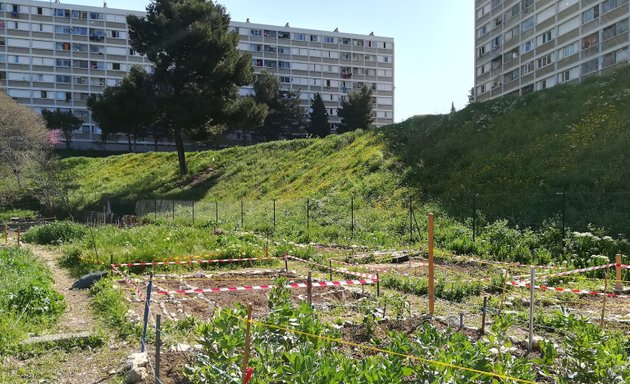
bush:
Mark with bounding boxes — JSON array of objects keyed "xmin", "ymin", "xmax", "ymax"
[
  {"xmin": 7, "ymin": 284, "xmax": 65, "ymax": 318},
  {"xmin": 23, "ymin": 221, "xmax": 87, "ymax": 245}
]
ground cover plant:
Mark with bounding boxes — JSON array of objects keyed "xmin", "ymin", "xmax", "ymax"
[{"xmin": 0, "ymin": 247, "xmax": 65, "ymax": 354}]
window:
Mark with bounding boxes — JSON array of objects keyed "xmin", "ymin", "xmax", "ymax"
[
  {"xmin": 602, "ymin": 0, "xmax": 622, "ymax": 13},
  {"xmin": 55, "ymin": 75, "xmax": 72, "ymax": 83},
  {"xmin": 277, "ymin": 46, "xmax": 289, "ymax": 54},
  {"xmin": 603, "ymin": 19, "xmax": 629, "ymax": 40},
  {"xmin": 71, "ymin": 27, "xmax": 87, "ymax": 35},
  {"xmin": 603, "ymin": 47, "xmax": 629, "ymax": 66},
  {"xmin": 478, "ymin": 45, "xmax": 486, "ymax": 57},
  {"xmin": 129, "ymin": 48, "xmax": 137, "ymax": 55},
  {"xmin": 341, "ymin": 38, "xmax": 351, "ymax": 45},
  {"xmin": 250, "ymin": 29, "xmax": 262, "ymax": 37},
  {"xmin": 40, "ymin": 90, "xmax": 47, "ymax": 98},
  {"xmin": 65, "ymin": 92, "xmax": 72, "ymax": 102},
  {"xmin": 280, "ymin": 76, "xmax": 291, "ymax": 83},
  {"xmin": 55, "ymin": 25, "xmax": 71, "ymax": 34},
  {"xmin": 581, "ymin": 32, "xmax": 599, "ymax": 49},
  {"xmin": 310, "ymin": 35, "xmax": 319, "ymax": 42},
  {"xmin": 558, "ymin": 16, "xmax": 579, "ymax": 36},
  {"xmin": 90, "ymin": 45, "xmax": 104, "ymax": 54},
  {"xmin": 263, "ymin": 30, "xmax": 276, "ymax": 37},
  {"xmin": 56, "ymin": 58, "xmax": 71, "ymax": 67},
  {"xmin": 504, "ymin": 26, "xmax": 518, "ymax": 42},
  {"xmin": 504, "ymin": 68, "xmax": 519, "ymax": 82},
  {"xmin": 89, "ymin": 12, "xmax": 103, "ymax": 20},
  {"xmin": 278, "ymin": 31, "xmax": 290, "ymax": 39},
  {"xmin": 521, "ymin": 0, "xmax": 534, "ymax": 10},
  {"xmin": 72, "ymin": 10, "xmax": 87, "ymax": 19},
  {"xmin": 252, "ymin": 59, "xmax": 263, "ymax": 67},
  {"xmin": 521, "ymin": 17, "xmax": 534, "ymax": 32},
  {"xmin": 293, "ymin": 33, "xmax": 305, "ymax": 41},
  {"xmin": 54, "ymin": 8, "xmax": 70, "ymax": 17},
  {"xmin": 537, "ymin": 54, "xmax": 552, "ymax": 68},
  {"xmin": 521, "ymin": 61, "xmax": 534, "ymax": 75},
  {"xmin": 504, "ymin": 3, "xmax": 520, "ymax": 20},
  {"xmin": 112, "ymin": 63, "xmax": 120, "ymax": 70},
  {"xmin": 278, "ymin": 61, "xmax": 290, "ymax": 69},
  {"xmin": 581, "ymin": 58, "xmax": 599, "ymax": 74},
  {"xmin": 111, "ymin": 30, "xmax": 120, "ymax": 38},
  {"xmin": 581, "ymin": 5, "xmax": 599, "ymax": 23},
  {"xmin": 540, "ymin": 30, "xmax": 552, "ymax": 44},
  {"xmin": 559, "ymin": 0, "xmax": 578, "ymax": 11},
  {"xmin": 522, "ymin": 39, "xmax": 535, "ymax": 53},
  {"xmin": 37, "ymin": 7, "xmax": 42, "ymax": 15},
  {"xmin": 558, "ymin": 42, "xmax": 578, "ymax": 60},
  {"xmin": 478, "ymin": 24, "xmax": 489, "ymax": 37},
  {"xmin": 324, "ymin": 36, "xmax": 335, "ymax": 44}
]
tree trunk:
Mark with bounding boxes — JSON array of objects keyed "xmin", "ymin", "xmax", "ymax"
[
  {"xmin": 64, "ymin": 130, "xmax": 72, "ymax": 149},
  {"xmin": 154, "ymin": 135, "xmax": 159, "ymax": 152},
  {"xmin": 127, "ymin": 134, "xmax": 132, "ymax": 152},
  {"xmin": 173, "ymin": 126, "xmax": 188, "ymax": 175}
]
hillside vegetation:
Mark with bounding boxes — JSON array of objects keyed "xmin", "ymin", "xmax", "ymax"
[{"xmin": 58, "ymin": 66, "xmax": 630, "ymax": 235}]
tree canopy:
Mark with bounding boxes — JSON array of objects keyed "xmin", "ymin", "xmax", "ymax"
[
  {"xmin": 253, "ymin": 71, "xmax": 305, "ymax": 141},
  {"xmin": 0, "ymin": 91, "xmax": 52, "ymax": 195},
  {"xmin": 337, "ymin": 85, "xmax": 374, "ymax": 133},
  {"xmin": 127, "ymin": 0, "xmax": 265, "ymax": 174},
  {"xmin": 307, "ymin": 93, "xmax": 330, "ymax": 138},
  {"xmin": 41, "ymin": 108, "xmax": 83, "ymax": 149},
  {"xmin": 87, "ymin": 65, "xmax": 155, "ymax": 152}
]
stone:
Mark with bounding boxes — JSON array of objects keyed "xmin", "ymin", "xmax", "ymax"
[
  {"xmin": 170, "ymin": 343, "xmax": 191, "ymax": 352},
  {"xmin": 125, "ymin": 367, "xmax": 148, "ymax": 384},
  {"xmin": 125, "ymin": 352, "xmax": 149, "ymax": 370}
]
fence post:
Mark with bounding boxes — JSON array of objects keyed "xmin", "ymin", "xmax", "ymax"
[
  {"xmin": 459, "ymin": 313, "xmax": 464, "ymax": 330},
  {"xmin": 17, "ymin": 226, "xmax": 20, "ymax": 247},
  {"xmin": 408, "ymin": 195, "xmax": 413, "ymax": 243},
  {"xmin": 272, "ymin": 199, "xmax": 276, "ymax": 230},
  {"xmin": 480, "ymin": 296, "xmax": 487, "ymax": 334},
  {"xmin": 241, "ymin": 200, "xmax": 244, "ymax": 228},
  {"xmin": 215, "ymin": 201, "xmax": 219, "ymax": 230},
  {"xmin": 141, "ymin": 272, "xmax": 154, "ymax": 352},
  {"xmin": 284, "ymin": 254, "xmax": 288, "ymax": 272},
  {"xmin": 428, "ymin": 213, "xmax": 435, "ymax": 315},
  {"xmin": 528, "ymin": 268, "xmax": 535, "ymax": 353},
  {"xmin": 172, "ymin": 200, "xmax": 175, "ymax": 222},
  {"xmin": 4, "ymin": 224, "xmax": 7, "ymax": 244},
  {"xmin": 192, "ymin": 201, "xmax": 195, "ymax": 225},
  {"xmin": 472, "ymin": 193, "xmax": 477, "ymax": 243},
  {"xmin": 242, "ymin": 303, "xmax": 253, "ymax": 384},
  {"xmin": 600, "ymin": 270, "xmax": 608, "ymax": 328},
  {"xmin": 307, "ymin": 272, "xmax": 312, "ymax": 306},
  {"xmin": 350, "ymin": 196, "xmax": 355, "ymax": 238},
  {"xmin": 615, "ymin": 254, "xmax": 623, "ymax": 293},
  {"xmin": 306, "ymin": 198, "xmax": 310, "ymax": 232},
  {"xmin": 154, "ymin": 199, "xmax": 157, "ymax": 220},
  {"xmin": 155, "ymin": 314, "xmax": 161, "ymax": 384},
  {"xmin": 329, "ymin": 260, "xmax": 332, "ymax": 281},
  {"xmin": 376, "ymin": 272, "xmax": 380, "ymax": 297}
]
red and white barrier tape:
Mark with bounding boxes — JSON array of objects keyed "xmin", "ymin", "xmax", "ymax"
[
  {"xmin": 286, "ymin": 255, "xmax": 378, "ymax": 280},
  {"xmin": 111, "ymin": 256, "xmax": 277, "ymax": 268},
  {"xmin": 156, "ymin": 278, "xmax": 375, "ymax": 295},
  {"xmin": 515, "ymin": 263, "xmax": 617, "ymax": 281},
  {"xmin": 507, "ymin": 280, "xmax": 630, "ymax": 299}
]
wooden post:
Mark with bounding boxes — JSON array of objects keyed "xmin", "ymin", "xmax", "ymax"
[
  {"xmin": 242, "ymin": 303, "xmax": 253, "ymax": 384},
  {"xmin": 307, "ymin": 272, "xmax": 312, "ymax": 306},
  {"xmin": 241, "ymin": 200, "xmax": 244, "ymax": 228},
  {"xmin": 408, "ymin": 196, "xmax": 413, "ymax": 243},
  {"xmin": 428, "ymin": 213, "xmax": 435, "ymax": 315},
  {"xmin": 329, "ymin": 260, "xmax": 332, "ymax": 281},
  {"xmin": 154, "ymin": 200, "xmax": 157, "ymax": 220},
  {"xmin": 17, "ymin": 226, "xmax": 20, "ymax": 247},
  {"xmin": 600, "ymin": 269, "xmax": 608, "ymax": 328},
  {"xmin": 272, "ymin": 199, "xmax": 276, "ymax": 230},
  {"xmin": 528, "ymin": 268, "xmax": 535, "ymax": 354},
  {"xmin": 191, "ymin": 201, "xmax": 195, "ymax": 225},
  {"xmin": 215, "ymin": 201, "xmax": 219, "ymax": 230},
  {"xmin": 4, "ymin": 224, "xmax": 7, "ymax": 244},
  {"xmin": 459, "ymin": 313, "xmax": 464, "ymax": 330},
  {"xmin": 306, "ymin": 198, "xmax": 310, "ymax": 232},
  {"xmin": 472, "ymin": 193, "xmax": 476, "ymax": 243},
  {"xmin": 350, "ymin": 196, "xmax": 354, "ymax": 238},
  {"xmin": 155, "ymin": 314, "xmax": 161, "ymax": 384},
  {"xmin": 615, "ymin": 254, "xmax": 623, "ymax": 293},
  {"xmin": 376, "ymin": 272, "xmax": 380, "ymax": 297},
  {"xmin": 172, "ymin": 200, "xmax": 175, "ymax": 221},
  {"xmin": 284, "ymin": 255, "xmax": 288, "ymax": 272},
  {"xmin": 499, "ymin": 269, "xmax": 508, "ymax": 311},
  {"xmin": 481, "ymin": 296, "xmax": 488, "ymax": 334}
]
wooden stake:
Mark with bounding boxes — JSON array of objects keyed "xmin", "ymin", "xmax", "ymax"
[
  {"xmin": 329, "ymin": 260, "xmax": 332, "ymax": 281},
  {"xmin": 4, "ymin": 224, "xmax": 7, "ymax": 244},
  {"xmin": 307, "ymin": 272, "xmax": 312, "ymax": 306},
  {"xmin": 242, "ymin": 303, "xmax": 253, "ymax": 384},
  {"xmin": 528, "ymin": 268, "xmax": 535, "ymax": 354},
  {"xmin": 481, "ymin": 296, "xmax": 488, "ymax": 335},
  {"xmin": 600, "ymin": 269, "xmax": 608, "ymax": 328},
  {"xmin": 499, "ymin": 269, "xmax": 508, "ymax": 311},
  {"xmin": 17, "ymin": 226, "xmax": 20, "ymax": 247},
  {"xmin": 615, "ymin": 254, "xmax": 623, "ymax": 293},
  {"xmin": 284, "ymin": 255, "xmax": 288, "ymax": 272},
  {"xmin": 428, "ymin": 213, "xmax": 435, "ymax": 315},
  {"xmin": 376, "ymin": 272, "xmax": 380, "ymax": 297}
]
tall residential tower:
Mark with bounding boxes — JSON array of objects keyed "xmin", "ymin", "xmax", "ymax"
[
  {"xmin": 475, "ymin": 0, "xmax": 629, "ymax": 101},
  {"xmin": 0, "ymin": 0, "xmax": 394, "ymax": 147}
]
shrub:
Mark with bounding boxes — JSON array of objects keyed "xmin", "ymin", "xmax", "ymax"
[
  {"xmin": 22, "ymin": 221, "xmax": 87, "ymax": 245},
  {"xmin": 7, "ymin": 284, "xmax": 65, "ymax": 318}
]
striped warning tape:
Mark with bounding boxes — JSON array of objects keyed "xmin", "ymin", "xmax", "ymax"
[
  {"xmin": 111, "ymin": 256, "xmax": 278, "ymax": 268},
  {"xmin": 156, "ymin": 279, "xmax": 375, "ymax": 295},
  {"xmin": 446, "ymin": 253, "xmax": 564, "ymax": 270},
  {"xmin": 507, "ymin": 280, "xmax": 630, "ymax": 299},
  {"xmin": 515, "ymin": 263, "xmax": 617, "ymax": 281},
  {"xmin": 286, "ymin": 255, "xmax": 378, "ymax": 280}
]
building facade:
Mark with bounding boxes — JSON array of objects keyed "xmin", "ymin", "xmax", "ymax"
[
  {"xmin": 475, "ymin": 0, "xmax": 630, "ymax": 101},
  {"xmin": 0, "ymin": 0, "xmax": 394, "ymax": 147}
]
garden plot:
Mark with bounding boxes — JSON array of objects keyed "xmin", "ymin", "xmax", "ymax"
[{"xmin": 118, "ymin": 266, "xmax": 372, "ymax": 322}]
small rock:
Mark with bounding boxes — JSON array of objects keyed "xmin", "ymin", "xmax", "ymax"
[
  {"xmin": 125, "ymin": 367, "xmax": 148, "ymax": 384},
  {"xmin": 125, "ymin": 352, "xmax": 148, "ymax": 370},
  {"xmin": 170, "ymin": 343, "xmax": 191, "ymax": 352}
]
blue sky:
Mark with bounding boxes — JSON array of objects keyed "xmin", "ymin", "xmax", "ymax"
[{"xmin": 70, "ymin": 0, "xmax": 474, "ymax": 122}]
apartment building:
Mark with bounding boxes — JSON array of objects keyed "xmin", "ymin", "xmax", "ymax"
[
  {"xmin": 474, "ymin": 0, "xmax": 630, "ymax": 101},
  {"xmin": 0, "ymin": 0, "xmax": 394, "ymax": 147}
]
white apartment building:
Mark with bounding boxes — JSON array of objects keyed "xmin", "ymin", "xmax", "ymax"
[
  {"xmin": 475, "ymin": 0, "xmax": 630, "ymax": 101},
  {"xmin": 0, "ymin": 0, "xmax": 394, "ymax": 147}
]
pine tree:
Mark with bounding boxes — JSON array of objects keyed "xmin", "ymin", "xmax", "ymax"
[
  {"xmin": 307, "ymin": 93, "xmax": 330, "ymax": 138},
  {"xmin": 337, "ymin": 85, "xmax": 374, "ymax": 133}
]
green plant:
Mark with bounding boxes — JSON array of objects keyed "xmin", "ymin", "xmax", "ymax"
[{"xmin": 22, "ymin": 221, "xmax": 87, "ymax": 245}]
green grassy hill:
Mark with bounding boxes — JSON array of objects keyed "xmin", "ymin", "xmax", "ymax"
[{"xmin": 57, "ymin": 66, "xmax": 630, "ymax": 235}]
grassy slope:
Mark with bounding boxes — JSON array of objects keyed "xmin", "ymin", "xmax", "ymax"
[
  {"xmin": 63, "ymin": 131, "xmax": 404, "ymax": 213},
  {"xmin": 61, "ymin": 66, "xmax": 630, "ymax": 234}
]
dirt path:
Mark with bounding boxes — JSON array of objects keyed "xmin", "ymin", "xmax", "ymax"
[
  {"xmin": 29, "ymin": 245, "xmax": 97, "ymax": 334},
  {"xmin": 10, "ymin": 245, "xmax": 134, "ymax": 384}
]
